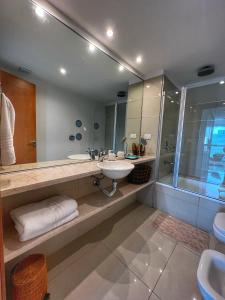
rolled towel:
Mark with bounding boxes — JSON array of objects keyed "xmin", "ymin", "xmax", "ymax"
[{"xmin": 10, "ymin": 195, "xmax": 79, "ymax": 241}]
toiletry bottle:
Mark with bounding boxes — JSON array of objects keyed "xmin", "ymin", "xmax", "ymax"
[{"xmin": 108, "ymin": 150, "xmax": 116, "ymax": 161}]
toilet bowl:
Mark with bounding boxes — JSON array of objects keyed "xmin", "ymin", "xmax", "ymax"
[
  {"xmin": 197, "ymin": 249, "xmax": 225, "ymax": 300},
  {"xmin": 213, "ymin": 212, "xmax": 225, "ymax": 243}
]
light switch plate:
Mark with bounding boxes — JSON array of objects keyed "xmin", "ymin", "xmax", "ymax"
[{"xmin": 130, "ymin": 133, "xmax": 137, "ymax": 139}]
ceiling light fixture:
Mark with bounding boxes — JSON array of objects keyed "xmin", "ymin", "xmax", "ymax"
[
  {"xmin": 88, "ymin": 43, "xmax": 96, "ymax": 53},
  {"xmin": 106, "ymin": 28, "xmax": 114, "ymax": 38},
  {"xmin": 118, "ymin": 65, "xmax": 124, "ymax": 72},
  {"xmin": 136, "ymin": 55, "xmax": 142, "ymax": 64},
  {"xmin": 220, "ymin": 80, "xmax": 225, "ymax": 85},
  {"xmin": 59, "ymin": 67, "xmax": 67, "ymax": 75},
  {"xmin": 146, "ymin": 85, "xmax": 150, "ymax": 88},
  {"xmin": 35, "ymin": 6, "xmax": 45, "ymax": 18},
  {"xmin": 175, "ymin": 91, "xmax": 179, "ymax": 94}
]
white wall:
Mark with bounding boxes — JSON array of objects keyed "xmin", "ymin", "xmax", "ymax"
[{"xmin": 36, "ymin": 81, "xmax": 105, "ymax": 161}]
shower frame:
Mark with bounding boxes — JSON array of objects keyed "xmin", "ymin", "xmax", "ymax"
[{"xmin": 156, "ymin": 75, "xmax": 225, "ymax": 196}]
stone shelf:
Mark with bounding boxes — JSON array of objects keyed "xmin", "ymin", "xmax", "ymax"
[{"xmin": 4, "ymin": 180, "xmax": 155, "ymax": 263}]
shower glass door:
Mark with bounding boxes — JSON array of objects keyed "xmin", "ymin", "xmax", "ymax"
[
  {"xmin": 177, "ymin": 81, "xmax": 225, "ymax": 200},
  {"xmin": 158, "ymin": 76, "xmax": 180, "ymax": 184}
]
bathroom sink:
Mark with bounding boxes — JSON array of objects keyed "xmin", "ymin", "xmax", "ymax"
[
  {"xmin": 97, "ymin": 161, "xmax": 134, "ymax": 179},
  {"xmin": 68, "ymin": 154, "xmax": 91, "ymax": 160}
]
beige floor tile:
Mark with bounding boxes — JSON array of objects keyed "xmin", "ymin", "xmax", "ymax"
[
  {"xmin": 112, "ymin": 228, "xmax": 176, "ymax": 290},
  {"xmin": 49, "ymin": 243, "xmax": 151, "ymax": 300},
  {"xmin": 47, "ymin": 229, "xmax": 100, "ymax": 281},
  {"xmin": 154, "ymin": 244, "xmax": 203, "ymax": 300},
  {"xmin": 91, "ymin": 203, "xmax": 156, "ymax": 251},
  {"xmin": 149, "ymin": 293, "xmax": 161, "ymax": 300}
]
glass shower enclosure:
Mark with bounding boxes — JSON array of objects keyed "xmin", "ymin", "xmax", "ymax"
[{"xmin": 158, "ymin": 79, "xmax": 225, "ymax": 201}]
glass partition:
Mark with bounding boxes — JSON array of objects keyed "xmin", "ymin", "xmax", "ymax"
[
  {"xmin": 158, "ymin": 76, "xmax": 180, "ymax": 184},
  {"xmin": 178, "ymin": 82, "xmax": 225, "ymax": 200}
]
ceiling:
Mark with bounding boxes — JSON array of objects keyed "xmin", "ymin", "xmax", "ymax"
[
  {"xmin": 47, "ymin": 0, "xmax": 225, "ymax": 86},
  {"xmin": 0, "ymin": 0, "xmax": 140, "ymax": 103}
]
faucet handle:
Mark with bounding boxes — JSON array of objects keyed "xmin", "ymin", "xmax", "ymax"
[{"xmin": 98, "ymin": 149, "xmax": 106, "ymax": 161}]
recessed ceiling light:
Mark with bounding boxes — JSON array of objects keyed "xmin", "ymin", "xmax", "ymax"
[
  {"xmin": 35, "ymin": 6, "xmax": 45, "ymax": 18},
  {"xmin": 88, "ymin": 43, "xmax": 96, "ymax": 53},
  {"xmin": 220, "ymin": 80, "xmax": 225, "ymax": 85},
  {"xmin": 170, "ymin": 100, "xmax": 175, "ymax": 103},
  {"xmin": 106, "ymin": 28, "xmax": 114, "ymax": 38},
  {"xmin": 175, "ymin": 91, "xmax": 179, "ymax": 94},
  {"xmin": 118, "ymin": 65, "xmax": 124, "ymax": 72},
  {"xmin": 146, "ymin": 85, "xmax": 150, "ymax": 88},
  {"xmin": 136, "ymin": 55, "xmax": 142, "ymax": 64},
  {"xmin": 59, "ymin": 67, "xmax": 67, "ymax": 75}
]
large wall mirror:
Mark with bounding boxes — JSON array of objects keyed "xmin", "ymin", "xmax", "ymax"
[{"xmin": 0, "ymin": 0, "xmax": 143, "ymax": 173}]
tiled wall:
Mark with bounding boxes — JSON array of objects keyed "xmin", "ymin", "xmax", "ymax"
[
  {"xmin": 125, "ymin": 81, "xmax": 143, "ymax": 151},
  {"xmin": 154, "ymin": 182, "xmax": 225, "ymax": 232},
  {"xmin": 141, "ymin": 76, "xmax": 163, "ymax": 155}
]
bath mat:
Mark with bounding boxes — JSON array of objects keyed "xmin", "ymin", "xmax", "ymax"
[{"xmin": 152, "ymin": 213, "xmax": 209, "ymax": 253}]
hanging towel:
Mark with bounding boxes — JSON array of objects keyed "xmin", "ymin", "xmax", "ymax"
[
  {"xmin": 0, "ymin": 93, "xmax": 16, "ymax": 165},
  {"xmin": 10, "ymin": 195, "xmax": 79, "ymax": 241}
]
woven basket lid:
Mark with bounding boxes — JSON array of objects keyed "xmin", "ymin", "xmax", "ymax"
[{"xmin": 12, "ymin": 254, "xmax": 46, "ymax": 286}]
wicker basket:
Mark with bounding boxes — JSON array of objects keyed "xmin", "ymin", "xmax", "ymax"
[
  {"xmin": 128, "ymin": 164, "xmax": 151, "ymax": 184},
  {"xmin": 12, "ymin": 254, "xmax": 48, "ymax": 300}
]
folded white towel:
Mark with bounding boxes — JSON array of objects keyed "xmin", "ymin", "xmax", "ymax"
[
  {"xmin": 10, "ymin": 195, "xmax": 79, "ymax": 241},
  {"xmin": 15, "ymin": 210, "xmax": 79, "ymax": 241},
  {"xmin": 0, "ymin": 93, "xmax": 16, "ymax": 165}
]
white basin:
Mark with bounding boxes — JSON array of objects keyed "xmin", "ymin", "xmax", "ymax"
[
  {"xmin": 197, "ymin": 249, "xmax": 225, "ymax": 300},
  {"xmin": 68, "ymin": 154, "xmax": 91, "ymax": 160},
  {"xmin": 97, "ymin": 160, "xmax": 134, "ymax": 179},
  {"xmin": 213, "ymin": 212, "xmax": 225, "ymax": 243}
]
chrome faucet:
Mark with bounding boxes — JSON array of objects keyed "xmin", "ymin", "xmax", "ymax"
[{"xmin": 87, "ymin": 148, "xmax": 96, "ymax": 160}]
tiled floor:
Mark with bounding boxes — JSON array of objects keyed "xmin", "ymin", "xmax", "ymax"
[
  {"xmin": 48, "ymin": 202, "xmax": 206, "ymax": 300},
  {"xmin": 152, "ymin": 213, "xmax": 209, "ymax": 252}
]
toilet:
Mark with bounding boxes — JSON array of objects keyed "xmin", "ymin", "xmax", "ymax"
[
  {"xmin": 197, "ymin": 249, "xmax": 225, "ymax": 300},
  {"xmin": 197, "ymin": 213, "xmax": 225, "ymax": 300},
  {"xmin": 213, "ymin": 212, "xmax": 225, "ymax": 243}
]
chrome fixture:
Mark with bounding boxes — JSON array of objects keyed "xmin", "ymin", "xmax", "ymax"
[
  {"xmin": 92, "ymin": 175, "xmax": 118, "ymax": 198},
  {"xmin": 87, "ymin": 148, "xmax": 96, "ymax": 160},
  {"xmin": 98, "ymin": 150, "xmax": 106, "ymax": 162}
]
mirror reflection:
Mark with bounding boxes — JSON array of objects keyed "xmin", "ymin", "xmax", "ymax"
[{"xmin": 0, "ymin": 0, "xmax": 143, "ymax": 173}]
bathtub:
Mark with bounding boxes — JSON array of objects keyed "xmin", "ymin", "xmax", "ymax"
[
  {"xmin": 155, "ymin": 175, "xmax": 225, "ymax": 232},
  {"xmin": 159, "ymin": 174, "xmax": 224, "ymax": 201}
]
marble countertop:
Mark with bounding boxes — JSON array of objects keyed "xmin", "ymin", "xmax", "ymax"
[{"xmin": 0, "ymin": 156, "xmax": 155, "ymax": 198}]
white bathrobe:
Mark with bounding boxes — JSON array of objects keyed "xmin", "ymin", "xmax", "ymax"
[{"xmin": 0, "ymin": 93, "xmax": 16, "ymax": 165}]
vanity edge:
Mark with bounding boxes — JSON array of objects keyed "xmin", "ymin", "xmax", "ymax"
[{"xmin": 0, "ymin": 156, "xmax": 155, "ymax": 198}]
